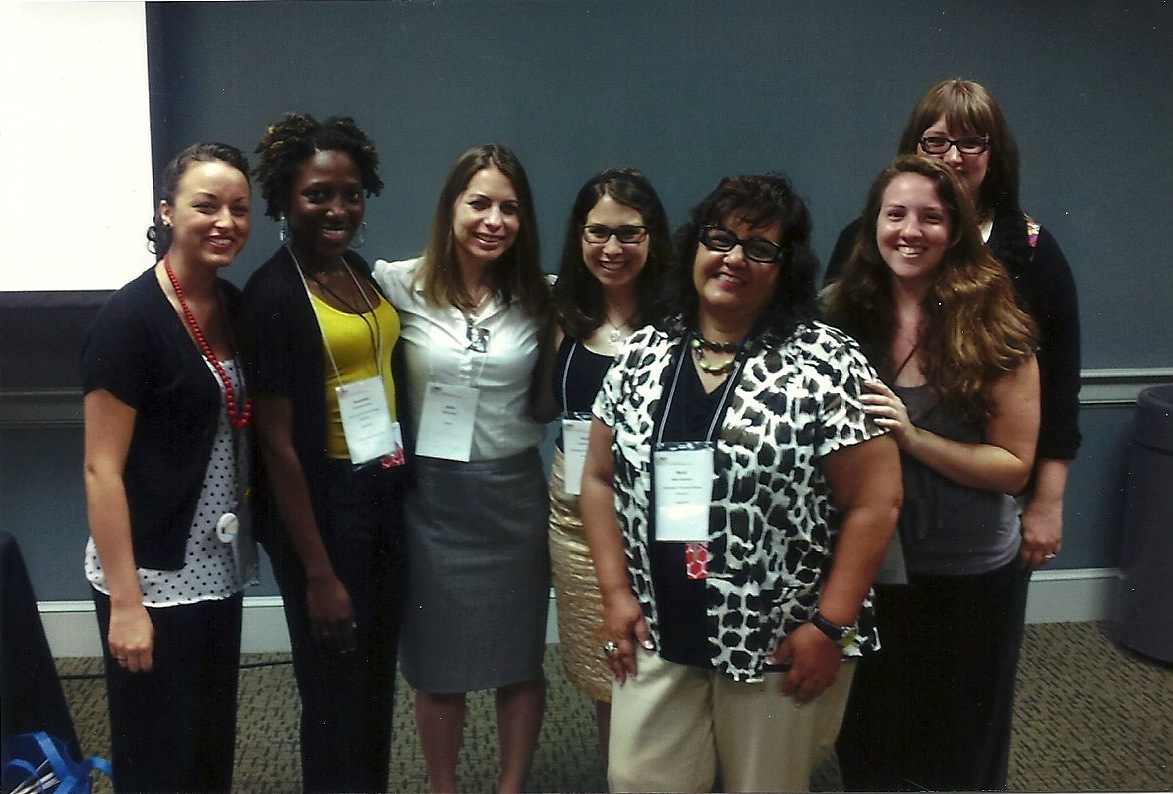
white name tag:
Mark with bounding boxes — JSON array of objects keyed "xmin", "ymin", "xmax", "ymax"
[
  {"xmin": 336, "ymin": 375, "xmax": 403, "ymax": 466},
  {"xmin": 653, "ymin": 443, "xmax": 714, "ymax": 542},
  {"xmin": 560, "ymin": 415, "xmax": 592, "ymax": 496},
  {"xmin": 416, "ymin": 382, "xmax": 480, "ymax": 461}
]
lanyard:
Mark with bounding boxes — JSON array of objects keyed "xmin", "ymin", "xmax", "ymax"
[
  {"xmin": 560, "ymin": 340, "xmax": 582, "ymax": 417},
  {"xmin": 289, "ymin": 247, "xmax": 385, "ymax": 388}
]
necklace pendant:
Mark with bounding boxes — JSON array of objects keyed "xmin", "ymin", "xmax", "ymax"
[{"xmin": 609, "ymin": 327, "xmax": 623, "ymax": 345}]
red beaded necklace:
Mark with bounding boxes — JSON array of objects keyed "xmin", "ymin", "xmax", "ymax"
[{"xmin": 164, "ymin": 254, "xmax": 252, "ymax": 429}]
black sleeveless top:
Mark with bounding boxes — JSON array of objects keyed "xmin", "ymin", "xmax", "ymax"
[{"xmin": 552, "ymin": 335, "xmax": 614, "ymax": 449}]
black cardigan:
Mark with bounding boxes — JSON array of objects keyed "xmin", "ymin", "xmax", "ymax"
[
  {"xmin": 241, "ymin": 246, "xmax": 409, "ymax": 547},
  {"xmin": 81, "ymin": 268, "xmax": 244, "ymax": 570}
]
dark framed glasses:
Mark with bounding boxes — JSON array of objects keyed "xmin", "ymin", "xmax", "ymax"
[
  {"xmin": 698, "ymin": 225, "xmax": 786, "ymax": 264},
  {"xmin": 919, "ymin": 135, "xmax": 990, "ymax": 156},
  {"xmin": 582, "ymin": 224, "xmax": 649, "ymax": 245}
]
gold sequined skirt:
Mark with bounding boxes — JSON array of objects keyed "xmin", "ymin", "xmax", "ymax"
[{"xmin": 548, "ymin": 447, "xmax": 612, "ymax": 702}]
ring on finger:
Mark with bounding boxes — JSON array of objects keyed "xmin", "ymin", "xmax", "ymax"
[{"xmin": 602, "ymin": 640, "xmax": 619, "ymax": 657}]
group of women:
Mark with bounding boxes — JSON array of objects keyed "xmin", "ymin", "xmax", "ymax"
[{"xmin": 82, "ymin": 77, "xmax": 1080, "ymax": 793}]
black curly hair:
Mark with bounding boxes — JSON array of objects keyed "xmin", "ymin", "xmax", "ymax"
[
  {"xmin": 253, "ymin": 113, "xmax": 383, "ymax": 221},
  {"xmin": 662, "ymin": 172, "xmax": 819, "ymax": 340}
]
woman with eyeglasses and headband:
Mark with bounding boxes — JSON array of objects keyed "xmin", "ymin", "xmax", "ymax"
[
  {"xmin": 373, "ymin": 144, "xmax": 552, "ymax": 794},
  {"xmin": 545, "ymin": 168, "xmax": 671, "ymax": 760},
  {"xmin": 580, "ymin": 173, "xmax": 901, "ymax": 792},
  {"xmin": 825, "ymin": 79, "xmax": 1081, "ymax": 578},
  {"xmin": 825, "ymin": 156, "xmax": 1041, "ymax": 792}
]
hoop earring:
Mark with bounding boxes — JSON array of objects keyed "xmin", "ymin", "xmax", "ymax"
[
  {"xmin": 278, "ymin": 214, "xmax": 287, "ymax": 243},
  {"xmin": 350, "ymin": 220, "xmax": 367, "ymax": 250}
]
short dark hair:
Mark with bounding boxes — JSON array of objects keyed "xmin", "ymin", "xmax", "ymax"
[
  {"xmin": 551, "ymin": 168, "xmax": 672, "ymax": 340},
  {"xmin": 663, "ymin": 172, "xmax": 818, "ymax": 338},
  {"xmin": 253, "ymin": 113, "xmax": 383, "ymax": 221},
  {"xmin": 147, "ymin": 142, "xmax": 250, "ymax": 258}
]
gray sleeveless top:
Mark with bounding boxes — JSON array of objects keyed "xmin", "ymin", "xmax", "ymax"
[{"xmin": 894, "ymin": 384, "xmax": 1021, "ymax": 576}]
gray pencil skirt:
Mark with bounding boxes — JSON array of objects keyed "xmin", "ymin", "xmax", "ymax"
[{"xmin": 398, "ymin": 448, "xmax": 551, "ymax": 693}]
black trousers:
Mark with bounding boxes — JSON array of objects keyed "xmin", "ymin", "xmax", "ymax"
[
  {"xmin": 93, "ymin": 589, "xmax": 243, "ymax": 794},
  {"xmin": 836, "ymin": 559, "xmax": 1031, "ymax": 792},
  {"xmin": 265, "ymin": 459, "xmax": 407, "ymax": 793}
]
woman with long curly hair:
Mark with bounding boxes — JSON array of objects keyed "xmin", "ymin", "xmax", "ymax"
[
  {"xmin": 826, "ymin": 78, "xmax": 1080, "ymax": 574},
  {"xmin": 825, "ymin": 155, "xmax": 1040, "ymax": 791}
]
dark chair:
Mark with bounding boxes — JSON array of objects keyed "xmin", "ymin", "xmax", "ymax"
[{"xmin": 0, "ymin": 531, "xmax": 81, "ymax": 759}]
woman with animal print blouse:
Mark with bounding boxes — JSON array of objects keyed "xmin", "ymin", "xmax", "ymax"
[{"xmin": 580, "ymin": 172, "xmax": 902, "ymax": 793}]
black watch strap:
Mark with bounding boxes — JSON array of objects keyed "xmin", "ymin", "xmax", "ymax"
[{"xmin": 811, "ymin": 611, "xmax": 856, "ymax": 648}]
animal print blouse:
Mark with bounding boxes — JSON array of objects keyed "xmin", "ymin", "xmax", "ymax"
[{"xmin": 593, "ymin": 320, "xmax": 886, "ymax": 681}]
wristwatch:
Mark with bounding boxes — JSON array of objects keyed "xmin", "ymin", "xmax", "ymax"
[{"xmin": 811, "ymin": 611, "xmax": 857, "ymax": 650}]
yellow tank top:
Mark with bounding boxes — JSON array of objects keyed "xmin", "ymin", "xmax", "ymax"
[{"xmin": 308, "ymin": 291, "xmax": 401, "ymax": 459}]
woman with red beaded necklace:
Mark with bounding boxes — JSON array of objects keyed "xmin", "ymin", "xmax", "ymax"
[{"xmin": 81, "ymin": 142, "xmax": 254, "ymax": 794}]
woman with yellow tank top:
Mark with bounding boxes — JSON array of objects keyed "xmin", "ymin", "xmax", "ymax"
[{"xmin": 243, "ymin": 114, "xmax": 407, "ymax": 794}]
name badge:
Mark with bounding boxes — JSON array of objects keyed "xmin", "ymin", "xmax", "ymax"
[
  {"xmin": 560, "ymin": 413, "xmax": 592, "ymax": 496},
  {"xmin": 653, "ymin": 441, "xmax": 714, "ymax": 542},
  {"xmin": 417, "ymin": 382, "xmax": 480, "ymax": 461},
  {"xmin": 337, "ymin": 375, "xmax": 404, "ymax": 466}
]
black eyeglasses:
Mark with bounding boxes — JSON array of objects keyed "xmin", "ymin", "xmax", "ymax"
[
  {"xmin": 698, "ymin": 225, "xmax": 786, "ymax": 264},
  {"xmin": 919, "ymin": 135, "xmax": 990, "ymax": 156},
  {"xmin": 581, "ymin": 224, "xmax": 649, "ymax": 245}
]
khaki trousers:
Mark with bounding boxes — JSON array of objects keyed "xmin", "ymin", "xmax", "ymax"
[{"xmin": 608, "ymin": 647, "xmax": 856, "ymax": 793}]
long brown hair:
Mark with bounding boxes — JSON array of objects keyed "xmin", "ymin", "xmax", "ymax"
[
  {"xmin": 826, "ymin": 156, "xmax": 1036, "ymax": 421},
  {"xmin": 418, "ymin": 144, "xmax": 547, "ymax": 318}
]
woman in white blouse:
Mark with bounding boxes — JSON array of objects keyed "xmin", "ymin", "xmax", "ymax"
[{"xmin": 374, "ymin": 144, "xmax": 552, "ymax": 794}]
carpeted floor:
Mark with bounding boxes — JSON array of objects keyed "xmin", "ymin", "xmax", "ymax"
[{"xmin": 55, "ymin": 621, "xmax": 1172, "ymax": 793}]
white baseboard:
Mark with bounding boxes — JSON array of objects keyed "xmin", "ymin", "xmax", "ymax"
[
  {"xmin": 41, "ymin": 568, "xmax": 1122, "ymax": 658},
  {"xmin": 1024, "ymin": 567, "xmax": 1120, "ymax": 624},
  {"xmin": 39, "ymin": 596, "xmax": 294, "ymax": 658}
]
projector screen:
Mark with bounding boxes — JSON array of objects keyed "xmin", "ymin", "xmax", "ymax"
[{"xmin": 0, "ymin": 2, "xmax": 153, "ymax": 292}]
